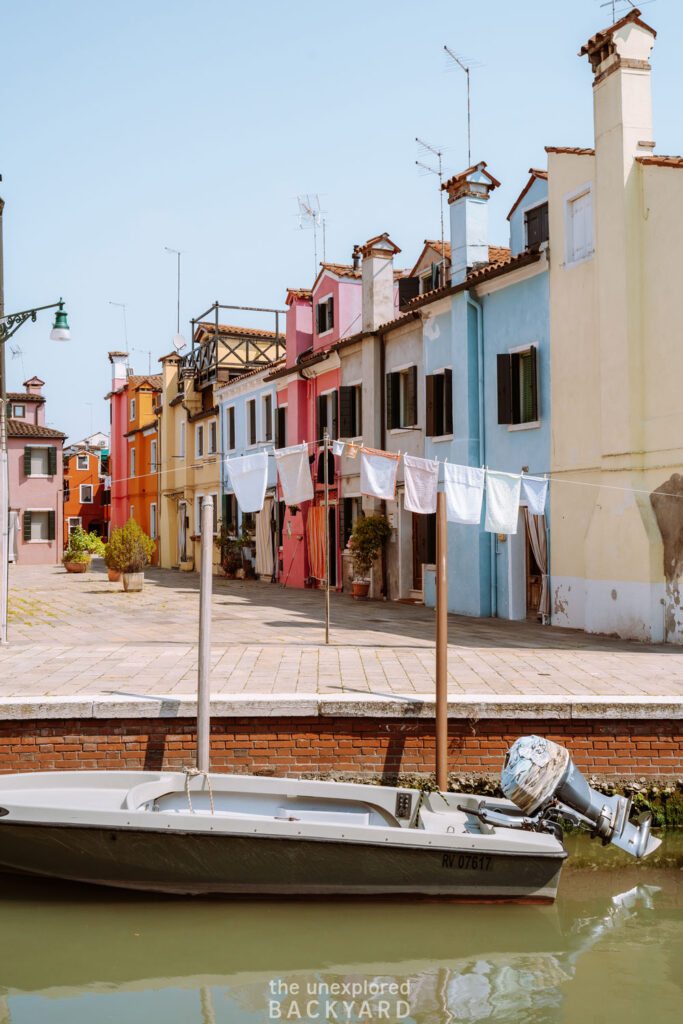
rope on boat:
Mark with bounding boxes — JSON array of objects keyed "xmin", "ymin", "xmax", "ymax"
[{"xmin": 183, "ymin": 766, "xmax": 215, "ymax": 815}]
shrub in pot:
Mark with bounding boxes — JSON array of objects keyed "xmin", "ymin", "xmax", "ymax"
[
  {"xmin": 106, "ymin": 518, "xmax": 155, "ymax": 592},
  {"xmin": 349, "ymin": 514, "xmax": 392, "ymax": 598},
  {"xmin": 62, "ymin": 527, "xmax": 105, "ymax": 574}
]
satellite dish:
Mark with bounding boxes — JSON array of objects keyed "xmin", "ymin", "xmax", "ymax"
[{"xmin": 173, "ymin": 333, "xmax": 187, "ymax": 352}]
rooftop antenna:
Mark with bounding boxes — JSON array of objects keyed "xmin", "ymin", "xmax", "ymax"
[
  {"xmin": 164, "ymin": 246, "xmax": 184, "ymax": 336},
  {"xmin": 109, "ymin": 301, "xmax": 128, "ymax": 350},
  {"xmin": 9, "ymin": 343, "xmax": 25, "ymax": 377},
  {"xmin": 444, "ymin": 46, "xmax": 479, "ymax": 168},
  {"xmin": 297, "ymin": 194, "xmax": 322, "ymax": 279},
  {"xmin": 598, "ymin": 0, "xmax": 655, "ymax": 21},
  {"xmin": 131, "ymin": 347, "xmax": 152, "ymax": 375},
  {"xmin": 415, "ymin": 138, "xmax": 446, "ymax": 288}
]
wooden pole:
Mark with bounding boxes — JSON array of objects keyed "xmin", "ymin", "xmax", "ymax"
[
  {"xmin": 197, "ymin": 495, "xmax": 213, "ymax": 771},
  {"xmin": 323, "ymin": 428, "xmax": 330, "ymax": 645},
  {"xmin": 435, "ymin": 490, "xmax": 448, "ymax": 790}
]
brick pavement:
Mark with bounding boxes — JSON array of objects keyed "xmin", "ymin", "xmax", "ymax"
[{"xmin": 1, "ymin": 563, "xmax": 682, "ymax": 702}]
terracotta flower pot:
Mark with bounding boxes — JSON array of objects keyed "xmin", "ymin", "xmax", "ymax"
[
  {"xmin": 352, "ymin": 580, "xmax": 370, "ymax": 599},
  {"xmin": 107, "ymin": 567, "xmax": 122, "ymax": 582},
  {"xmin": 122, "ymin": 572, "xmax": 144, "ymax": 592},
  {"xmin": 64, "ymin": 560, "xmax": 89, "ymax": 574}
]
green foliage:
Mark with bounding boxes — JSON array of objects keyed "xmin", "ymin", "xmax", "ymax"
[
  {"xmin": 105, "ymin": 518, "xmax": 155, "ymax": 573},
  {"xmin": 214, "ymin": 520, "xmax": 252, "ymax": 575},
  {"xmin": 63, "ymin": 526, "xmax": 105, "ymax": 564},
  {"xmin": 349, "ymin": 514, "xmax": 392, "ymax": 579}
]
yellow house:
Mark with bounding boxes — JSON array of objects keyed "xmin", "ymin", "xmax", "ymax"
[
  {"xmin": 548, "ymin": 9, "xmax": 683, "ymax": 643},
  {"xmin": 158, "ymin": 315, "xmax": 284, "ymax": 572}
]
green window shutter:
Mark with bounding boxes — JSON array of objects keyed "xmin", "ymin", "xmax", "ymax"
[
  {"xmin": 528, "ymin": 346, "xmax": 538, "ymax": 421},
  {"xmin": 327, "ymin": 296, "xmax": 334, "ymax": 331},
  {"xmin": 48, "ymin": 447, "xmax": 57, "ymax": 476},
  {"xmin": 47, "ymin": 510, "xmax": 56, "ymax": 541},
  {"xmin": 425, "ymin": 375, "xmax": 436, "ymax": 437},
  {"xmin": 497, "ymin": 355, "xmax": 514, "ymax": 425},
  {"xmin": 23, "ymin": 510, "xmax": 32, "ymax": 542},
  {"xmin": 339, "ymin": 386, "xmax": 355, "ymax": 438},
  {"xmin": 520, "ymin": 350, "xmax": 537, "ymax": 423},
  {"xmin": 24, "ymin": 447, "xmax": 32, "ymax": 476},
  {"xmin": 386, "ymin": 372, "xmax": 400, "ymax": 430},
  {"xmin": 406, "ymin": 366, "xmax": 418, "ymax": 426},
  {"xmin": 330, "ymin": 390, "xmax": 338, "ymax": 440},
  {"xmin": 444, "ymin": 369, "xmax": 453, "ymax": 435}
]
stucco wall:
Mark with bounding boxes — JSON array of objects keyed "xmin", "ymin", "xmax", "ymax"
[{"xmin": 9, "ymin": 439, "xmax": 63, "ymax": 565}]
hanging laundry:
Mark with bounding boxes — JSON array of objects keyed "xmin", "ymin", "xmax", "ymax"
[
  {"xmin": 104, "ymin": 475, "xmax": 112, "ymax": 490},
  {"xmin": 485, "ymin": 470, "xmax": 522, "ymax": 535},
  {"xmin": 306, "ymin": 505, "xmax": 326, "ymax": 581},
  {"xmin": 225, "ymin": 451, "xmax": 268, "ymax": 513},
  {"xmin": 346, "ymin": 443, "xmax": 359, "ymax": 459},
  {"xmin": 444, "ymin": 464, "xmax": 485, "ymax": 525},
  {"xmin": 332, "ymin": 439, "xmax": 345, "ymax": 457},
  {"xmin": 403, "ymin": 454, "xmax": 439, "ymax": 515},
  {"xmin": 360, "ymin": 447, "xmax": 401, "ymax": 501},
  {"xmin": 274, "ymin": 443, "xmax": 313, "ymax": 505},
  {"xmin": 317, "ymin": 449, "xmax": 335, "ymax": 484},
  {"xmin": 521, "ymin": 475, "xmax": 548, "ymax": 516}
]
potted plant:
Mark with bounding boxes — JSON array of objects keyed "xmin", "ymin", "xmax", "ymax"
[
  {"xmin": 349, "ymin": 513, "xmax": 392, "ymax": 599},
  {"xmin": 105, "ymin": 518, "xmax": 155, "ymax": 592},
  {"xmin": 214, "ymin": 520, "xmax": 241, "ymax": 578},
  {"xmin": 62, "ymin": 527, "xmax": 105, "ymax": 574}
]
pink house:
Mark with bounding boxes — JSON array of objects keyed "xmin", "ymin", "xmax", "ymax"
[{"xmin": 7, "ymin": 377, "xmax": 66, "ymax": 565}]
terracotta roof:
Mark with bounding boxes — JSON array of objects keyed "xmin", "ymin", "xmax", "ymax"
[
  {"xmin": 442, "ymin": 162, "xmax": 501, "ymax": 194},
  {"xmin": 264, "ymin": 349, "xmax": 330, "ymax": 382},
  {"xmin": 400, "ymin": 248, "xmax": 542, "ymax": 312},
  {"xmin": 488, "ymin": 245, "xmax": 511, "ymax": 264},
  {"xmin": 6, "ymin": 392, "xmax": 44, "ymax": 403},
  {"xmin": 317, "ymin": 262, "xmax": 362, "ymax": 280},
  {"xmin": 507, "ymin": 169, "xmax": 549, "ymax": 221},
  {"xmin": 579, "ymin": 8, "xmax": 656, "ymax": 60},
  {"xmin": 23, "ymin": 376, "xmax": 45, "ymax": 387},
  {"xmin": 215, "ymin": 358, "xmax": 286, "ymax": 390},
  {"xmin": 376, "ymin": 310, "xmax": 422, "ymax": 333},
  {"xmin": 129, "ymin": 374, "xmax": 163, "ymax": 391},
  {"xmin": 359, "ymin": 232, "xmax": 401, "ymax": 256},
  {"xmin": 423, "ymin": 239, "xmax": 452, "ymax": 259},
  {"xmin": 637, "ymin": 154, "xmax": 683, "ymax": 168},
  {"xmin": 545, "ymin": 146, "xmax": 595, "ymax": 156},
  {"xmin": 8, "ymin": 419, "xmax": 66, "ymax": 439},
  {"xmin": 195, "ymin": 322, "xmax": 282, "ymax": 339},
  {"xmin": 286, "ymin": 288, "xmax": 312, "ymax": 303}
]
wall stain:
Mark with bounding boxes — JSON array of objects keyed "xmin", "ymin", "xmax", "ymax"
[{"xmin": 650, "ymin": 474, "xmax": 683, "ymax": 639}]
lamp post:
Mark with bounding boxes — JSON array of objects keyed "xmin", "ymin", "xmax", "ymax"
[{"xmin": 0, "ymin": 190, "xmax": 70, "ymax": 645}]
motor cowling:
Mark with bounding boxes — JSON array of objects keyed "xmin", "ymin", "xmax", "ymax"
[{"xmin": 501, "ymin": 735, "xmax": 661, "ymax": 859}]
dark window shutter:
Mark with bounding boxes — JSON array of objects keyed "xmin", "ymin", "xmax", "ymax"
[
  {"xmin": 327, "ymin": 296, "xmax": 334, "ymax": 331},
  {"xmin": 48, "ymin": 447, "xmax": 57, "ymax": 475},
  {"xmin": 317, "ymin": 449, "xmax": 335, "ymax": 484},
  {"xmin": 529, "ymin": 345, "xmax": 539, "ymax": 421},
  {"xmin": 398, "ymin": 276, "xmax": 420, "ymax": 305},
  {"xmin": 222, "ymin": 494, "xmax": 229, "ymax": 530},
  {"xmin": 249, "ymin": 401, "xmax": 256, "ymax": 444},
  {"xmin": 316, "ymin": 302, "xmax": 323, "ymax": 334},
  {"xmin": 356, "ymin": 386, "xmax": 362, "ymax": 437},
  {"xmin": 264, "ymin": 396, "xmax": 273, "ymax": 441},
  {"xmin": 431, "ymin": 263, "xmax": 439, "ymax": 290},
  {"xmin": 406, "ymin": 366, "xmax": 418, "ymax": 426},
  {"xmin": 386, "ymin": 373, "xmax": 398, "ymax": 430},
  {"xmin": 339, "ymin": 386, "xmax": 354, "ymax": 438},
  {"xmin": 23, "ymin": 510, "xmax": 32, "ymax": 542},
  {"xmin": 330, "ymin": 390, "xmax": 338, "ymax": 440},
  {"xmin": 497, "ymin": 354, "xmax": 513, "ymax": 425},
  {"xmin": 316, "ymin": 394, "xmax": 326, "ymax": 440},
  {"xmin": 47, "ymin": 510, "xmax": 56, "ymax": 541},
  {"xmin": 275, "ymin": 406, "xmax": 286, "ymax": 448},
  {"xmin": 24, "ymin": 447, "xmax": 32, "ymax": 476},
  {"xmin": 425, "ymin": 375, "xmax": 436, "ymax": 437},
  {"xmin": 444, "ymin": 368, "xmax": 453, "ymax": 435}
]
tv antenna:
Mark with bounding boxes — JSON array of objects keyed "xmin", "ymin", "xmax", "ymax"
[
  {"xmin": 164, "ymin": 246, "xmax": 185, "ymax": 343},
  {"xmin": 599, "ymin": 0, "xmax": 654, "ymax": 21},
  {"xmin": 415, "ymin": 138, "xmax": 447, "ymax": 288},
  {"xmin": 297, "ymin": 194, "xmax": 322, "ymax": 278},
  {"xmin": 444, "ymin": 46, "xmax": 482, "ymax": 168},
  {"xmin": 131, "ymin": 347, "xmax": 152, "ymax": 376},
  {"xmin": 109, "ymin": 301, "xmax": 128, "ymax": 349},
  {"xmin": 9, "ymin": 343, "xmax": 25, "ymax": 376}
]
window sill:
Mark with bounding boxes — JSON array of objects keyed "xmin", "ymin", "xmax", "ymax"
[
  {"xmin": 507, "ymin": 420, "xmax": 541, "ymax": 432},
  {"xmin": 388, "ymin": 427, "xmax": 420, "ymax": 436},
  {"xmin": 428, "ymin": 434, "xmax": 453, "ymax": 443},
  {"xmin": 26, "ymin": 539, "xmax": 54, "ymax": 544},
  {"xmin": 563, "ymin": 251, "xmax": 594, "ymax": 269},
  {"xmin": 26, "ymin": 474, "xmax": 53, "ymax": 479}
]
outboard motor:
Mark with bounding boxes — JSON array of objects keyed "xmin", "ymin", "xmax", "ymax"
[{"xmin": 498, "ymin": 735, "xmax": 660, "ymax": 858}]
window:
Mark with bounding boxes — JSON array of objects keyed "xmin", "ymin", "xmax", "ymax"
[
  {"xmin": 316, "ymin": 391, "xmax": 338, "ymax": 440},
  {"xmin": 275, "ymin": 405, "xmax": 287, "ymax": 449},
  {"xmin": 179, "ymin": 420, "xmax": 186, "ymax": 458},
  {"xmin": 525, "ymin": 202, "xmax": 549, "ymax": 248},
  {"xmin": 130, "ymin": 397, "xmax": 136, "ymax": 420},
  {"xmin": 63, "ymin": 479, "xmax": 70, "ymax": 502},
  {"xmin": 246, "ymin": 399, "xmax": 257, "ymax": 446},
  {"xmin": 316, "ymin": 295, "xmax": 334, "ymax": 335},
  {"xmin": 226, "ymin": 407, "xmax": 236, "ymax": 452},
  {"xmin": 497, "ymin": 346, "xmax": 539, "ymax": 426},
  {"xmin": 420, "ymin": 264, "xmax": 440, "ymax": 294},
  {"xmin": 23, "ymin": 510, "xmax": 56, "ymax": 542},
  {"xmin": 339, "ymin": 384, "xmax": 362, "ymax": 438},
  {"xmin": 150, "ymin": 440, "xmax": 157, "ymax": 473},
  {"xmin": 12, "ymin": 404, "xmax": 25, "ymax": 418},
  {"xmin": 425, "ymin": 369, "xmax": 453, "ymax": 438},
  {"xmin": 208, "ymin": 421, "xmax": 217, "ymax": 455},
  {"xmin": 196, "ymin": 423, "xmax": 204, "ymax": 458},
  {"xmin": 130, "ymin": 505, "xmax": 134, "ymax": 520},
  {"xmin": 150, "ymin": 502, "xmax": 157, "ymax": 540},
  {"xmin": 262, "ymin": 394, "xmax": 273, "ymax": 442},
  {"xmin": 195, "ymin": 494, "xmax": 218, "ymax": 535},
  {"xmin": 386, "ymin": 367, "xmax": 417, "ymax": 430},
  {"xmin": 565, "ymin": 185, "xmax": 594, "ymax": 265},
  {"xmin": 77, "ymin": 453, "xmax": 89, "ymax": 471},
  {"xmin": 102, "ymin": 489, "xmax": 110, "ymax": 506},
  {"xmin": 80, "ymin": 484, "xmax": 93, "ymax": 503},
  {"xmin": 23, "ymin": 446, "xmax": 57, "ymax": 477},
  {"xmin": 130, "ymin": 448, "xmax": 136, "ymax": 477},
  {"xmin": 68, "ymin": 517, "xmax": 82, "ymax": 535}
]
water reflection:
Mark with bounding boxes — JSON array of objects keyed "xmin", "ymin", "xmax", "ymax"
[{"xmin": 0, "ymin": 834, "xmax": 681, "ymax": 1023}]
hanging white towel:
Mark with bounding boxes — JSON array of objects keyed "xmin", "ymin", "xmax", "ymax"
[
  {"xmin": 403, "ymin": 454, "xmax": 439, "ymax": 514},
  {"xmin": 485, "ymin": 470, "xmax": 522, "ymax": 535},
  {"xmin": 360, "ymin": 447, "xmax": 400, "ymax": 500},
  {"xmin": 274, "ymin": 443, "xmax": 313, "ymax": 505},
  {"xmin": 104, "ymin": 475, "xmax": 112, "ymax": 490},
  {"xmin": 332, "ymin": 439, "xmax": 345, "ymax": 457},
  {"xmin": 444, "ymin": 464, "xmax": 485, "ymax": 525},
  {"xmin": 226, "ymin": 451, "xmax": 268, "ymax": 513},
  {"xmin": 520, "ymin": 475, "xmax": 548, "ymax": 516}
]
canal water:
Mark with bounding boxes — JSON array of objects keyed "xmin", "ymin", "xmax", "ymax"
[{"xmin": 0, "ymin": 834, "xmax": 680, "ymax": 1024}]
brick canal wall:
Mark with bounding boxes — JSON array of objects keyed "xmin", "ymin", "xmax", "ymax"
[{"xmin": 0, "ymin": 714, "xmax": 681, "ymax": 781}]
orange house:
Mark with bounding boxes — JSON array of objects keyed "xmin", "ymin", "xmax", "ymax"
[
  {"xmin": 63, "ymin": 447, "xmax": 109, "ymax": 542},
  {"xmin": 125, "ymin": 376, "xmax": 161, "ymax": 564}
]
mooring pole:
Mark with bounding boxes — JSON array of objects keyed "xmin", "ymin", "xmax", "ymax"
[
  {"xmin": 323, "ymin": 428, "xmax": 330, "ymax": 645},
  {"xmin": 197, "ymin": 495, "xmax": 213, "ymax": 771},
  {"xmin": 435, "ymin": 489, "xmax": 448, "ymax": 790}
]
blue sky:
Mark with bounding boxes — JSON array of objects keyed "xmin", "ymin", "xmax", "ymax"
[{"xmin": 1, "ymin": 0, "xmax": 679, "ymax": 441}]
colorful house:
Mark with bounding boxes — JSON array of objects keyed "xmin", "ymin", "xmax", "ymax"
[
  {"xmin": 548, "ymin": 8, "xmax": 683, "ymax": 643},
  {"xmin": 7, "ymin": 378, "xmax": 65, "ymax": 564},
  {"xmin": 63, "ymin": 443, "xmax": 109, "ymax": 541}
]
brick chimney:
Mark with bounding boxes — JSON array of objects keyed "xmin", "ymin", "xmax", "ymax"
[
  {"xmin": 23, "ymin": 376, "xmax": 45, "ymax": 396},
  {"xmin": 361, "ymin": 233, "xmax": 401, "ymax": 332},
  {"xmin": 443, "ymin": 162, "xmax": 500, "ymax": 285},
  {"xmin": 108, "ymin": 350, "xmax": 129, "ymax": 391}
]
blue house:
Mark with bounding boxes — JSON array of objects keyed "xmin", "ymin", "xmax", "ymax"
[{"xmin": 407, "ymin": 162, "xmax": 550, "ymax": 620}]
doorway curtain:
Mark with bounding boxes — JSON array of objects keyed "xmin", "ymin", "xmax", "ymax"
[
  {"xmin": 524, "ymin": 509, "xmax": 549, "ymax": 622},
  {"xmin": 255, "ymin": 497, "xmax": 274, "ymax": 578},
  {"xmin": 306, "ymin": 504, "xmax": 326, "ymax": 582}
]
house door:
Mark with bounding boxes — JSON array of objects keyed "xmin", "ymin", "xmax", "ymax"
[
  {"xmin": 526, "ymin": 532, "xmax": 542, "ymax": 619},
  {"xmin": 412, "ymin": 512, "xmax": 436, "ymax": 591},
  {"xmin": 178, "ymin": 502, "xmax": 187, "ymax": 563}
]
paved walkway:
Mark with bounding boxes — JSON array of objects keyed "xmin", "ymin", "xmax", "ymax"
[{"xmin": 1, "ymin": 563, "xmax": 682, "ymax": 703}]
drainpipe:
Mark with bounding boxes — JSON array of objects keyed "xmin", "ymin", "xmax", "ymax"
[
  {"xmin": 467, "ymin": 290, "xmax": 496, "ymax": 617},
  {"xmin": 379, "ymin": 331, "xmax": 388, "ymax": 598}
]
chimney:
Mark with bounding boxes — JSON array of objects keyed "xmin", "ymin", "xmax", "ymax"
[
  {"xmin": 443, "ymin": 162, "xmax": 500, "ymax": 285},
  {"xmin": 108, "ymin": 350, "xmax": 129, "ymax": 390},
  {"xmin": 23, "ymin": 376, "xmax": 45, "ymax": 396},
  {"xmin": 361, "ymin": 233, "xmax": 401, "ymax": 332},
  {"xmin": 352, "ymin": 244, "xmax": 362, "ymax": 271}
]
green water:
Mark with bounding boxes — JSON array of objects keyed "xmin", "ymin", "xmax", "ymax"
[{"xmin": 0, "ymin": 834, "xmax": 680, "ymax": 1024}]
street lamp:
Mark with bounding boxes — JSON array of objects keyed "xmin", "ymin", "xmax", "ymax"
[{"xmin": 0, "ymin": 190, "xmax": 70, "ymax": 645}]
